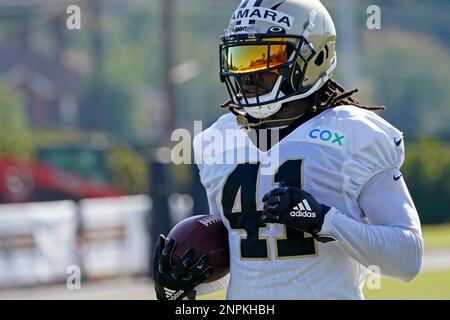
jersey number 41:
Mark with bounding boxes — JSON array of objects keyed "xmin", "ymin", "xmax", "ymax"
[{"xmin": 222, "ymin": 159, "xmax": 317, "ymax": 260}]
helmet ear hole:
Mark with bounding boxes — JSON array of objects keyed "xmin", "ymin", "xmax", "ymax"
[
  {"xmin": 290, "ymin": 63, "xmax": 302, "ymax": 90},
  {"xmin": 314, "ymin": 50, "xmax": 325, "ymax": 66}
]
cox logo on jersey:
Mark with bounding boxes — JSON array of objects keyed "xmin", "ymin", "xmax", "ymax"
[{"xmin": 309, "ymin": 129, "xmax": 345, "ymax": 147}]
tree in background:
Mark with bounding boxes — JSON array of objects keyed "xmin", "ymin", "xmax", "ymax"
[
  {"xmin": 106, "ymin": 146, "xmax": 149, "ymax": 194},
  {"xmin": 0, "ymin": 82, "xmax": 33, "ymax": 161},
  {"xmin": 361, "ymin": 30, "xmax": 450, "ymax": 139},
  {"xmin": 403, "ymin": 139, "xmax": 450, "ymax": 224}
]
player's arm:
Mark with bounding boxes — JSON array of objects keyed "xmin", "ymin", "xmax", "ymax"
[
  {"xmin": 152, "ymin": 185, "xmax": 219, "ymax": 300},
  {"xmin": 318, "ymin": 168, "xmax": 423, "ymax": 281},
  {"xmin": 157, "ymin": 132, "xmax": 227, "ymax": 299},
  {"xmin": 152, "ymin": 133, "xmax": 216, "ymax": 300},
  {"xmin": 193, "ymin": 131, "xmax": 222, "ymax": 218},
  {"xmin": 261, "ymin": 172, "xmax": 423, "ymax": 282}
]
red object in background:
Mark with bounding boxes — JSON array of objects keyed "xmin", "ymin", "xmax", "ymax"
[{"xmin": 0, "ymin": 158, "xmax": 125, "ymax": 203}]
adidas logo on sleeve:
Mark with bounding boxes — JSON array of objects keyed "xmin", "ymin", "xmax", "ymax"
[{"xmin": 290, "ymin": 200, "xmax": 316, "ymax": 218}]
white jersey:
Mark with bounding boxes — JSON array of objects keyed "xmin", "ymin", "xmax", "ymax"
[{"xmin": 193, "ymin": 105, "xmax": 422, "ymax": 300}]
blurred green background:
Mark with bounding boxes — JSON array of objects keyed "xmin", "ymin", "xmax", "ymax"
[
  {"xmin": 1, "ymin": 0, "xmax": 449, "ymax": 223},
  {"xmin": 0, "ymin": 0, "xmax": 449, "ymax": 299}
]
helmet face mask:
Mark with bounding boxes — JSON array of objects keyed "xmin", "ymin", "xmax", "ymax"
[
  {"xmin": 220, "ymin": 34, "xmax": 316, "ymax": 118},
  {"xmin": 219, "ymin": 0, "xmax": 337, "ymax": 119}
]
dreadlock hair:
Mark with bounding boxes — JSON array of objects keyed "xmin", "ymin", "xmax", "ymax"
[
  {"xmin": 313, "ymin": 79, "xmax": 385, "ymax": 113},
  {"xmin": 223, "ymin": 78, "xmax": 386, "ymax": 129}
]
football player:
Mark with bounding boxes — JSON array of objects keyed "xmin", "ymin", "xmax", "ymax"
[{"xmin": 154, "ymin": 0, "xmax": 423, "ymax": 300}]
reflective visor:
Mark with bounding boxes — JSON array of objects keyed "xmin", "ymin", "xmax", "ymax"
[{"xmin": 223, "ymin": 42, "xmax": 289, "ymax": 73}]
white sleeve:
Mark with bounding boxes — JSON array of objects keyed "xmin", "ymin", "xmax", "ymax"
[
  {"xmin": 194, "ymin": 132, "xmax": 221, "ymax": 218},
  {"xmin": 319, "ymin": 168, "xmax": 424, "ymax": 282},
  {"xmin": 195, "ymin": 163, "xmax": 229, "ymax": 295},
  {"xmin": 193, "ymin": 161, "xmax": 221, "ymax": 219},
  {"xmin": 204, "ymin": 178, "xmax": 221, "ymax": 218}
]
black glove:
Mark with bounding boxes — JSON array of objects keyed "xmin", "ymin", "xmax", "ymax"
[
  {"xmin": 153, "ymin": 234, "xmax": 214, "ymax": 300},
  {"xmin": 260, "ymin": 184, "xmax": 331, "ymax": 235}
]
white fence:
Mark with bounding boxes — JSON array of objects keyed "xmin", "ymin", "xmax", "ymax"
[{"xmin": 0, "ymin": 195, "xmax": 152, "ymax": 288}]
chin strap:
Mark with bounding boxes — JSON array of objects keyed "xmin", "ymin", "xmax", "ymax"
[
  {"xmin": 236, "ymin": 113, "xmax": 306, "ymax": 131},
  {"xmin": 221, "ymin": 98, "xmax": 321, "ymax": 130},
  {"xmin": 224, "ymin": 103, "xmax": 307, "ymax": 131}
]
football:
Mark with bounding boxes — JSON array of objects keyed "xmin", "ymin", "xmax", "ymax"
[{"xmin": 167, "ymin": 214, "xmax": 230, "ymax": 283}]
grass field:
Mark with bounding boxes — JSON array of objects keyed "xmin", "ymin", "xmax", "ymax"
[
  {"xmin": 364, "ymin": 270, "xmax": 450, "ymax": 300},
  {"xmin": 198, "ymin": 224, "xmax": 450, "ymax": 300},
  {"xmin": 199, "ymin": 271, "xmax": 450, "ymax": 300},
  {"xmin": 422, "ymin": 224, "xmax": 450, "ymax": 250}
]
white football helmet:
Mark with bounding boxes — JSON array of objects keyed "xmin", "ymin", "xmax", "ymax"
[{"xmin": 220, "ymin": 0, "xmax": 337, "ymax": 119}]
